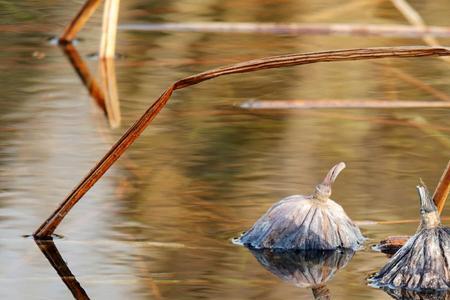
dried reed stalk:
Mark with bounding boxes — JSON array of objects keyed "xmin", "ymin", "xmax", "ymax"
[
  {"xmin": 245, "ymin": 109, "xmax": 450, "ymax": 132},
  {"xmin": 59, "ymin": 0, "xmax": 103, "ymax": 43},
  {"xmin": 409, "ymin": 116, "xmax": 450, "ymax": 148},
  {"xmin": 377, "ymin": 236, "xmax": 409, "ymax": 254},
  {"xmin": 60, "ymin": 0, "xmax": 121, "ymax": 59},
  {"xmin": 120, "ymin": 22, "xmax": 450, "ymax": 38},
  {"xmin": 304, "ymin": 0, "xmax": 385, "ymax": 22},
  {"xmin": 391, "ymin": 0, "xmax": 436, "ymax": 45},
  {"xmin": 380, "ymin": 64, "xmax": 450, "ymax": 102},
  {"xmin": 356, "ymin": 216, "xmax": 450, "ymax": 226},
  {"xmin": 433, "ymin": 161, "xmax": 450, "ymax": 214},
  {"xmin": 391, "ymin": 0, "xmax": 450, "ymax": 63},
  {"xmin": 99, "ymin": 0, "xmax": 120, "ymax": 59},
  {"xmin": 33, "ymin": 46, "xmax": 450, "ymax": 239},
  {"xmin": 240, "ymin": 99, "xmax": 450, "ymax": 109}
]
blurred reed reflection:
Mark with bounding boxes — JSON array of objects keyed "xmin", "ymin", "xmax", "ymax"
[
  {"xmin": 249, "ymin": 249, "xmax": 355, "ymax": 299},
  {"xmin": 61, "ymin": 43, "xmax": 121, "ymax": 128},
  {"xmin": 35, "ymin": 239, "xmax": 90, "ymax": 300}
]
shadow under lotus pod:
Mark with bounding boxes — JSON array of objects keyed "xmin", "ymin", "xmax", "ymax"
[
  {"xmin": 369, "ymin": 183, "xmax": 450, "ymax": 292},
  {"xmin": 250, "ymin": 248, "xmax": 355, "ymax": 299},
  {"xmin": 235, "ymin": 162, "xmax": 365, "ymax": 250}
]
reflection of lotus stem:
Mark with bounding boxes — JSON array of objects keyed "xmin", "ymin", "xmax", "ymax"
[
  {"xmin": 35, "ymin": 239, "xmax": 90, "ymax": 299},
  {"xmin": 60, "ymin": 43, "xmax": 121, "ymax": 128},
  {"xmin": 34, "ymin": 46, "xmax": 450, "ymax": 239},
  {"xmin": 311, "ymin": 284, "xmax": 330, "ymax": 300},
  {"xmin": 100, "ymin": 58, "xmax": 121, "ymax": 127},
  {"xmin": 60, "ymin": 44, "xmax": 106, "ymax": 111}
]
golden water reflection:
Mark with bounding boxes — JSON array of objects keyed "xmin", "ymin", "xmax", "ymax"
[{"xmin": 0, "ymin": 0, "xmax": 449, "ymax": 299}]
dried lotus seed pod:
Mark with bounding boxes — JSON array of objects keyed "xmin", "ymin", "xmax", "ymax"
[
  {"xmin": 370, "ymin": 182, "xmax": 450, "ymax": 291},
  {"xmin": 234, "ymin": 162, "xmax": 364, "ymax": 250}
]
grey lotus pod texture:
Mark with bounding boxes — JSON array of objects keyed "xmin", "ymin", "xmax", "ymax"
[
  {"xmin": 370, "ymin": 183, "xmax": 450, "ymax": 291},
  {"xmin": 235, "ymin": 162, "xmax": 365, "ymax": 250}
]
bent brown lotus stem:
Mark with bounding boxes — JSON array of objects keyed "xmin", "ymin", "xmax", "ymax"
[
  {"xmin": 33, "ymin": 47, "xmax": 450, "ymax": 239},
  {"xmin": 313, "ymin": 162, "xmax": 346, "ymax": 201},
  {"xmin": 323, "ymin": 162, "xmax": 346, "ymax": 185},
  {"xmin": 59, "ymin": 0, "xmax": 102, "ymax": 43}
]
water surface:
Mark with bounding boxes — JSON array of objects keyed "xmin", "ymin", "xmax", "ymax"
[{"xmin": 1, "ymin": 0, "xmax": 450, "ymax": 299}]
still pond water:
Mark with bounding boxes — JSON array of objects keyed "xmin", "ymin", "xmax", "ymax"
[{"xmin": 1, "ymin": 0, "xmax": 450, "ymax": 299}]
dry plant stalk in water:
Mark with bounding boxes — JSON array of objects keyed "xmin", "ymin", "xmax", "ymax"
[
  {"xmin": 33, "ymin": 46, "xmax": 450, "ymax": 239},
  {"xmin": 59, "ymin": 0, "xmax": 120, "ymax": 59},
  {"xmin": 59, "ymin": 0, "xmax": 102, "ymax": 43},
  {"xmin": 433, "ymin": 161, "xmax": 450, "ymax": 214}
]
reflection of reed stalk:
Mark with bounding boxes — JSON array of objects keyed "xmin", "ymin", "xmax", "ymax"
[
  {"xmin": 61, "ymin": 44, "xmax": 106, "ymax": 111},
  {"xmin": 34, "ymin": 46, "xmax": 450, "ymax": 239},
  {"xmin": 61, "ymin": 44, "xmax": 121, "ymax": 128},
  {"xmin": 99, "ymin": 58, "xmax": 121, "ymax": 127},
  {"xmin": 35, "ymin": 239, "xmax": 90, "ymax": 299}
]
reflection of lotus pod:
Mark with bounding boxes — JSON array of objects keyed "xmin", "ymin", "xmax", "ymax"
[
  {"xmin": 312, "ymin": 285, "xmax": 331, "ymax": 300},
  {"xmin": 384, "ymin": 287, "xmax": 450, "ymax": 300},
  {"xmin": 370, "ymin": 184, "xmax": 450, "ymax": 291},
  {"xmin": 236, "ymin": 163, "xmax": 364, "ymax": 250},
  {"xmin": 250, "ymin": 249, "xmax": 354, "ymax": 288}
]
